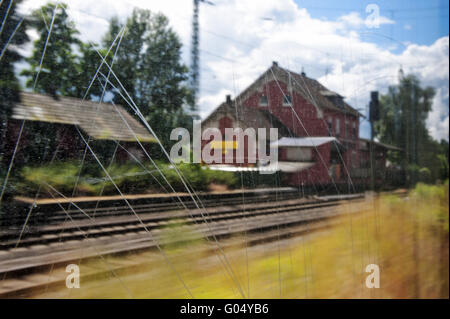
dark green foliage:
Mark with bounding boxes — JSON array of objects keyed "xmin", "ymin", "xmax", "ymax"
[
  {"xmin": 0, "ymin": 0, "xmax": 28, "ymax": 99},
  {"xmin": 20, "ymin": 2, "xmax": 109, "ymax": 99},
  {"xmin": 375, "ymin": 71, "xmax": 448, "ymax": 185},
  {"xmin": 18, "ymin": 161, "xmax": 238, "ymax": 196},
  {"xmin": 15, "ymin": 4, "xmax": 194, "ymax": 161},
  {"xmin": 102, "ymin": 9, "xmax": 194, "ymax": 154},
  {"xmin": 73, "ymin": 42, "xmax": 108, "ymax": 100},
  {"xmin": 0, "ymin": 0, "xmax": 29, "ymax": 162},
  {"xmin": 20, "ymin": 3, "xmax": 81, "ymax": 97},
  {"xmin": 438, "ymin": 140, "xmax": 449, "ymax": 181},
  {"xmin": 4, "ymin": 3, "xmax": 206, "ymax": 199}
]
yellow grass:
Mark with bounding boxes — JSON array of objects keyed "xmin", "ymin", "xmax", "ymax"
[{"xmin": 33, "ymin": 183, "xmax": 448, "ymax": 299}]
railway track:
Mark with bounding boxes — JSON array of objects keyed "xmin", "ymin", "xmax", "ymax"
[
  {"xmin": 1, "ymin": 187, "xmax": 301, "ymax": 227},
  {"xmin": 0, "ymin": 189, "xmax": 367, "ymax": 297}
]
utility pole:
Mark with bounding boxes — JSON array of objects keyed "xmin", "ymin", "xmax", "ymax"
[
  {"xmin": 369, "ymin": 91, "xmax": 379, "ymax": 191},
  {"xmin": 190, "ymin": 0, "xmax": 214, "ymax": 112}
]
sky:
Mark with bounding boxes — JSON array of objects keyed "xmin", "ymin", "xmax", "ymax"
[{"xmin": 17, "ymin": 0, "xmax": 449, "ymax": 141}]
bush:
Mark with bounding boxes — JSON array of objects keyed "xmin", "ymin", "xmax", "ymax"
[
  {"xmin": 411, "ymin": 180, "xmax": 449, "ymax": 232},
  {"xmin": 21, "ymin": 161, "xmax": 84, "ymax": 194},
  {"xmin": 16, "ymin": 161, "xmax": 239, "ymax": 197},
  {"xmin": 155, "ymin": 164, "xmax": 237, "ymax": 192},
  {"xmin": 419, "ymin": 167, "xmax": 431, "ymax": 183},
  {"xmin": 203, "ymin": 167, "xmax": 238, "ymax": 189}
]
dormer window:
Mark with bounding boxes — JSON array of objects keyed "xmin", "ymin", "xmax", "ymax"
[
  {"xmin": 259, "ymin": 95, "xmax": 268, "ymax": 106},
  {"xmin": 333, "ymin": 96, "xmax": 344, "ymax": 109},
  {"xmin": 320, "ymin": 90, "xmax": 344, "ymax": 109},
  {"xmin": 283, "ymin": 95, "xmax": 292, "ymax": 106}
]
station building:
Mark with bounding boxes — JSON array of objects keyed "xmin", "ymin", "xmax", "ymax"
[{"xmin": 201, "ymin": 62, "xmax": 399, "ymax": 190}]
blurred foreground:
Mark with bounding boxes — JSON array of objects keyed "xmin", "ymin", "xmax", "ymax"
[{"xmin": 31, "ymin": 182, "xmax": 448, "ymax": 299}]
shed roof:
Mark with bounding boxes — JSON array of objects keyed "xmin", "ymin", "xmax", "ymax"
[{"xmin": 11, "ymin": 92, "xmax": 155, "ymax": 142}]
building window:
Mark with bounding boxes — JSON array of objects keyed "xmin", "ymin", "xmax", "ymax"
[
  {"xmin": 283, "ymin": 94, "xmax": 292, "ymax": 106},
  {"xmin": 327, "ymin": 116, "xmax": 333, "ymax": 136},
  {"xmin": 333, "ymin": 96, "xmax": 344, "ymax": 108},
  {"xmin": 259, "ymin": 95, "xmax": 268, "ymax": 106},
  {"xmin": 345, "ymin": 120, "xmax": 349, "ymax": 139},
  {"xmin": 352, "ymin": 121, "xmax": 357, "ymax": 139},
  {"xmin": 286, "ymin": 148, "xmax": 313, "ymax": 161},
  {"xmin": 335, "ymin": 118, "xmax": 340, "ymax": 138}
]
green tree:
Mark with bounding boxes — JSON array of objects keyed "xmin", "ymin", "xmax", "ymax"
[
  {"xmin": 438, "ymin": 140, "xmax": 449, "ymax": 181},
  {"xmin": 0, "ymin": 0, "xmax": 29, "ymax": 161},
  {"xmin": 102, "ymin": 9, "xmax": 193, "ymax": 153},
  {"xmin": 74, "ymin": 41, "xmax": 109, "ymax": 99},
  {"xmin": 20, "ymin": 2, "xmax": 80, "ymax": 97},
  {"xmin": 375, "ymin": 70, "xmax": 446, "ymax": 185},
  {"xmin": 17, "ymin": 2, "xmax": 99, "ymax": 165}
]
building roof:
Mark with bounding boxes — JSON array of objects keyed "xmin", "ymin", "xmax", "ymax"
[
  {"xmin": 319, "ymin": 89, "xmax": 342, "ymax": 98},
  {"xmin": 226, "ymin": 62, "xmax": 363, "ymax": 118},
  {"xmin": 11, "ymin": 92, "xmax": 156, "ymax": 142},
  {"xmin": 271, "ymin": 136, "xmax": 339, "ymax": 148},
  {"xmin": 202, "ymin": 63, "xmax": 363, "ymax": 137},
  {"xmin": 202, "ymin": 100, "xmax": 294, "ymax": 137}
]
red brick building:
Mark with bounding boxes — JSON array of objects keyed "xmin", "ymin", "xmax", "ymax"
[{"xmin": 202, "ymin": 62, "xmax": 397, "ymax": 190}]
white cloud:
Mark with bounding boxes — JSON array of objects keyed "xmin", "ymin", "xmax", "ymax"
[
  {"xmin": 18, "ymin": 0, "xmax": 449, "ymax": 141},
  {"xmin": 338, "ymin": 11, "xmax": 394, "ymax": 28},
  {"xmin": 428, "ymin": 88, "xmax": 449, "ymax": 141}
]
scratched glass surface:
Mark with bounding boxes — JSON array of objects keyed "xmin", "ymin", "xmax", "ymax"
[{"xmin": 0, "ymin": 0, "xmax": 448, "ymax": 299}]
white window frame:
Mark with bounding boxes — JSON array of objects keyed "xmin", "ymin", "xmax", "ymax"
[
  {"xmin": 259, "ymin": 95, "xmax": 268, "ymax": 107},
  {"xmin": 282, "ymin": 94, "xmax": 292, "ymax": 107}
]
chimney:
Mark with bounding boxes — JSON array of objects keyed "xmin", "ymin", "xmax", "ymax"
[
  {"xmin": 301, "ymin": 67, "xmax": 306, "ymax": 77},
  {"xmin": 226, "ymin": 94, "xmax": 232, "ymax": 105},
  {"xmin": 272, "ymin": 61, "xmax": 278, "ymax": 67}
]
